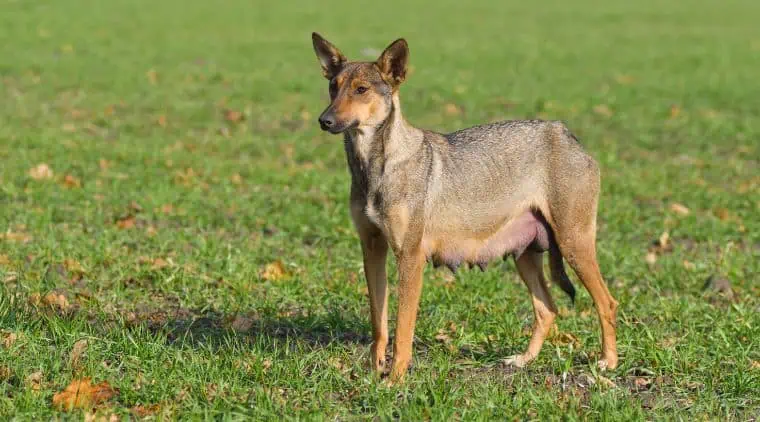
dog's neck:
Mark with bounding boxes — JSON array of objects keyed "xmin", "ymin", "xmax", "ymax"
[{"xmin": 346, "ymin": 93, "xmax": 423, "ymax": 174}]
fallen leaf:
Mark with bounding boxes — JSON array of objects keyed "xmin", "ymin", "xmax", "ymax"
[
  {"xmin": 669, "ymin": 105, "xmax": 682, "ymax": 119},
  {"xmin": 658, "ymin": 232, "xmax": 670, "ymax": 250},
  {"xmin": 150, "ymin": 258, "xmax": 170, "ymax": 270},
  {"xmin": 262, "ymin": 359, "xmax": 272, "ymax": 371},
  {"xmin": 670, "ymin": 203, "xmax": 690, "ymax": 216},
  {"xmin": 156, "ymin": 115, "xmax": 167, "ymax": 127},
  {"xmin": 230, "ymin": 173, "xmax": 243, "ymax": 185},
  {"xmin": 593, "ymin": 104, "xmax": 613, "ymax": 117},
  {"xmin": 131, "ymin": 404, "xmax": 161, "ymax": 417},
  {"xmin": 260, "ymin": 260, "xmax": 288, "ymax": 281},
  {"xmin": 2, "ymin": 331, "xmax": 18, "ymax": 348},
  {"xmin": 645, "ymin": 251, "xmax": 657, "ymax": 266},
  {"xmin": 751, "ymin": 361, "xmax": 760, "ymax": 370},
  {"xmin": 53, "ymin": 378, "xmax": 118, "ymax": 411},
  {"xmin": 435, "ymin": 329, "xmax": 451, "ymax": 343},
  {"xmin": 0, "ymin": 254, "xmax": 9, "ymax": 266},
  {"xmin": 634, "ymin": 377, "xmax": 653, "ymax": 390},
  {"xmin": 224, "ymin": 109, "xmax": 244, "ymax": 123},
  {"xmin": 1, "ymin": 231, "xmax": 32, "ymax": 243},
  {"xmin": 26, "ymin": 371, "xmax": 43, "ymax": 391},
  {"xmin": 98, "ymin": 159, "xmax": 111, "ymax": 170},
  {"xmin": 63, "ymin": 174, "xmax": 81, "ymax": 188},
  {"xmin": 713, "ymin": 207, "xmax": 730, "ymax": 221},
  {"xmin": 683, "ymin": 260, "xmax": 695, "ymax": 271},
  {"xmin": 146, "ymin": 69, "xmax": 158, "ymax": 85},
  {"xmin": 614, "ymin": 74, "xmax": 635, "ymax": 85},
  {"xmin": 29, "ymin": 163, "xmax": 54, "ymax": 180},
  {"xmin": 69, "ymin": 339, "xmax": 88, "ymax": 369},
  {"xmin": 551, "ymin": 332, "xmax": 580, "ymax": 346},
  {"xmin": 116, "ymin": 216, "xmax": 136, "ymax": 229},
  {"xmin": 43, "ymin": 291, "xmax": 70, "ymax": 311},
  {"xmin": 0, "ymin": 366, "xmax": 12, "ymax": 381},
  {"xmin": 444, "ymin": 103, "xmax": 461, "ymax": 116},
  {"xmin": 160, "ymin": 204, "xmax": 174, "ymax": 214}
]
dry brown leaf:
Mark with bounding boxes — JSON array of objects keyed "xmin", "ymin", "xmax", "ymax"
[
  {"xmin": 0, "ymin": 254, "xmax": 9, "ymax": 266},
  {"xmin": 150, "ymin": 258, "xmax": 170, "ymax": 270},
  {"xmin": 62, "ymin": 174, "xmax": 81, "ymax": 188},
  {"xmin": 26, "ymin": 371, "xmax": 43, "ymax": 391},
  {"xmin": 593, "ymin": 104, "xmax": 613, "ymax": 117},
  {"xmin": 262, "ymin": 359, "xmax": 273, "ymax": 371},
  {"xmin": 444, "ymin": 103, "xmax": 462, "ymax": 116},
  {"xmin": 43, "ymin": 291, "xmax": 70, "ymax": 311},
  {"xmin": 160, "ymin": 204, "xmax": 174, "ymax": 214},
  {"xmin": 645, "ymin": 251, "xmax": 657, "ymax": 266},
  {"xmin": 116, "ymin": 216, "xmax": 136, "ymax": 229},
  {"xmin": 2, "ymin": 331, "xmax": 18, "ymax": 348},
  {"xmin": 658, "ymin": 232, "xmax": 670, "ymax": 250},
  {"xmin": 0, "ymin": 366, "xmax": 12, "ymax": 381},
  {"xmin": 713, "ymin": 207, "xmax": 730, "ymax": 221},
  {"xmin": 131, "ymin": 404, "xmax": 161, "ymax": 417},
  {"xmin": 683, "ymin": 260, "xmax": 695, "ymax": 271},
  {"xmin": 98, "ymin": 159, "xmax": 111, "ymax": 170},
  {"xmin": 670, "ymin": 203, "xmax": 690, "ymax": 216},
  {"xmin": 669, "ymin": 105, "xmax": 682, "ymax": 119},
  {"xmin": 230, "ymin": 173, "xmax": 243, "ymax": 185},
  {"xmin": 224, "ymin": 109, "xmax": 244, "ymax": 123},
  {"xmin": 634, "ymin": 377, "xmax": 653, "ymax": 390},
  {"xmin": 64, "ymin": 259, "xmax": 84, "ymax": 274},
  {"xmin": 52, "ymin": 378, "xmax": 118, "ymax": 411},
  {"xmin": 1, "ymin": 231, "xmax": 32, "ymax": 243},
  {"xmin": 435, "ymin": 329, "xmax": 451, "ymax": 343},
  {"xmin": 69, "ymin": 339, "xmax": 88, "ymax": 369},
  {"xmin": 157, "ymin": 115, "xmax": 167, "ymax": 127},
  {"xmin": 751, "ymin": 361, "xmax": 760, "ymax": 370},
  {"xmin": 261, "ymin": 260, "xmax": 288, "ymax": 281},
  {"xmin": 146, "ymin": 226, "xmax": 158, "ymax": 237},
  {"xmin": 146, "ymin": 69, "xmax": 158, "ymax": 85},
  {"xmin": 29, "ymin": 163, "xmax": 54, "ymax": 180}
]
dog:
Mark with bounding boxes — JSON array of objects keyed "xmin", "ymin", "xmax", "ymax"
[{"xmin": 311, "ymin": 32, "xmax": 618, "ymax": 382}]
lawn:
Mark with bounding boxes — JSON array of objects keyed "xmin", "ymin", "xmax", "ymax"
[{"xmin": 1, "ymin": 0, "xmax": 759, "ymax": 419}]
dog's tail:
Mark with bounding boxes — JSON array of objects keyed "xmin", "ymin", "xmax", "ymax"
[{"xmin": 549, "ymin": 241, "xmax": 576, "ymax": 303}]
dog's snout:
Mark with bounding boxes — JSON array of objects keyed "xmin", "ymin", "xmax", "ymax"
[{"xmin": 318, "ymin": 114, "xmax": 335, "ymax": 131}]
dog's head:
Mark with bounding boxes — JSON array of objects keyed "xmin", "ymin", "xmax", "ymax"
[{"xmin": 311, "ymin": 33, "xmax": 408, "ymax": 134}]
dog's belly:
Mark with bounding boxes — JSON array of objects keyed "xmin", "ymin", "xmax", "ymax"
[{"xmin": 424, "ymin": 211, "xmax": 550, "ymax": 272}]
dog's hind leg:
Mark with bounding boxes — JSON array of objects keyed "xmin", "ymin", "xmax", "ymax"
[{"xmin": 504, "ymin": 250, "xmax": 557, "ymax": 367}]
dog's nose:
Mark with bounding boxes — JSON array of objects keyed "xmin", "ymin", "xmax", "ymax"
[{"xmin": 318, "ymin": 115, "xmax": 334, "ymax": 131}]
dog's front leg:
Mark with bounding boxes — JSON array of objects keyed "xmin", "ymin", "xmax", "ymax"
[
  {"xmin": 389, "ymin": 246, "xmax": 425, "ymax": 383},
  {"xmin": 360, "ymin": 231, "xmax": 389, "ymax": 374},
  {"xmin": 352, "ymin": 202, "xmax": 390, "ymax": 374}
]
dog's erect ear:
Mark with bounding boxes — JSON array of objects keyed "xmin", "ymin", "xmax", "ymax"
[
  {"xmin": 376, "ymin": 38, "xmax": 409, "ymax": 87},
  {"xmin": 312, "ymin": 32, "xmax": 347, "ymax": 80}
]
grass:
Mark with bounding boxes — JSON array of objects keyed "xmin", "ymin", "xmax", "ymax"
[{"xmin": 1, "ymin": 0, "xmax": 759, "ymax": 419}]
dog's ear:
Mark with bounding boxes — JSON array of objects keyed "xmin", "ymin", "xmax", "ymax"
[
  {"xmin": 312, "ymin": 32, "xmax": 347, "ymax": 80},
  {"xmin": 376, "ymin": 38, "xmax": 409, "ymax": 87}
]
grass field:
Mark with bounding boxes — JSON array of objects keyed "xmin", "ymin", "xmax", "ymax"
[{"xmin": 1, "ymin": 0, "xmax": 759, "ymax": 419}]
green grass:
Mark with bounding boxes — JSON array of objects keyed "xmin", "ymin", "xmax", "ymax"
[{"xmin": 1, "ymin": 0, "xmax": 759, "ymax": 419}]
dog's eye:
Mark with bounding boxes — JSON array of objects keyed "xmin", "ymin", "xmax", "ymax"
[{"xmin": 355, "ymin": 86, "xmax": 368, "ymax": 94}]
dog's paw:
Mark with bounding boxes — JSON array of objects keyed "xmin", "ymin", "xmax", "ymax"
[
  {"xmin": 596, "ymin": 358, "xmax": 618, "ymax": 371},
  {"xmin": 502, "ymin": 354, "xmax": 529, "ymax": 368}
]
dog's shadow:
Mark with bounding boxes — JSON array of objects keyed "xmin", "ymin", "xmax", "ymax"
[{"xmin": 139, "ymin": 306, "xmax": 371, "ymax": 351}]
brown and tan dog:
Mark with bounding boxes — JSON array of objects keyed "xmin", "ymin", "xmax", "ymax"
[{"xmin": 311, "ymin": 33, "xmax": 619, "ymax": 382}]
